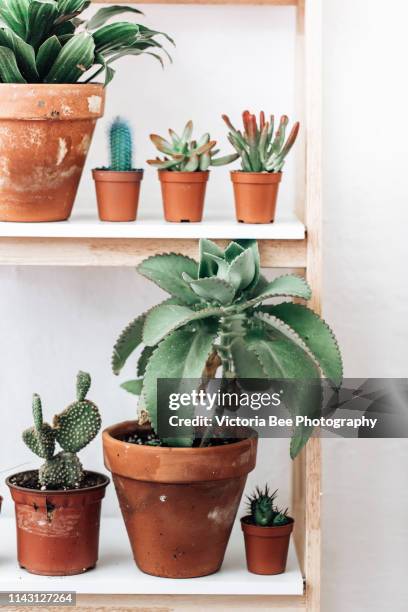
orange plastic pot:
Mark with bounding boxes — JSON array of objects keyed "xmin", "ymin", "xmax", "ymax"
[
  {"xmin": 241, "ymin": 516, "xmax": 294, "ymax": 575},
  {"xmin": 7, "ymin": 471, "xmax": 109, "ymax": 576},
  {"xmin": 231, "ymin": 171, "xmax": 282, "ymax": 223},
  {"xmin": 158, "ymin": 170, "xmax": 209, "ymax": 222},
  {"xmin": 0, "ymin": 83, "xmax": 105, "ymax": 222},
  {"xmin": 93, "ymin": 169, "xmax": 143, "ymax": 221},
  {"xmin": 103, "ymin": 420, "xmax": 257, "ymax": 578}
]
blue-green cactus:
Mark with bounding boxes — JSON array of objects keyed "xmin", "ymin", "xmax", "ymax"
[{"xmin": 109, "ymin": 118, "xmax": 133, "ymax": 172}]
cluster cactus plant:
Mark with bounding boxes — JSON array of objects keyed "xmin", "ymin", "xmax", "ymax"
[
  {"xmin": 147, "ymin": 120, "xmax": 239, "ymax": 171},
  {"xmin": 222, "ymin": 111, "xmax": 300, "ymax": 173},
  {"xmin": 108, "ymin": 117, "xmax": 134, "ymax": 172},
  {"xmin": 23, "ymin": 371, "xmax": 101, "ymax": 489},
  {"xmin": 112, "ymin": 239, "xmax": 342, "ymax": 458},
  {"xmin": 247, "ymin": 485, "xmax": 290, "ymax": 527}
]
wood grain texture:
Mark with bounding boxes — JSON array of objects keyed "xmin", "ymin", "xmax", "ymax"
[{"xmin": 0, "ymin": 237, "xmax": 306, "ymax": 268}]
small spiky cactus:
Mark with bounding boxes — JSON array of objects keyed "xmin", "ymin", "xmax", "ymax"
[
  {"xmin": 23, "ymin": 372, "xmax": 101, "ymax": 490},
  {"xmin": 109, "ymin": 117, "xmax": 133, "ymax": 172},
  {"xmin": 247, "ymin": 485, "xmax": 290, "ymax": 527}
]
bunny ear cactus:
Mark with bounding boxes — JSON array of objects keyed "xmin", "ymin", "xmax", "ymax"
[
  {"xmin": 222, "ymin": 111, "xmax": 300, "ymax": 173},
  {"xmin": 112, "ymin": 239, "xmax": 342, "ymax": 458},
  {"xmin": 22, "ymin": 371, "xmax": 101, "ymax": 489},
  {"xmin": 147, "ymin": 120, "xmax": 239, "ymax": 171},
  {"xmin": 109, "ymin": 117, "xmax": 133, "ymax": 172}
]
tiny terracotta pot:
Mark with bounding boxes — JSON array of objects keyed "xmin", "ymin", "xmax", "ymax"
[
  {"xmin": 103, "ymin": 420, "xmax": 257, "ymax": 578},
  {"xmin": 92, "ymin": 169, "xmax": 143, "ymax": 222},
  {"xmin": 0, "ymin": 83, "xmax": 105, "ymax": 222},
  {"xmin": 6, "ymin": 471, "xmax": 109, "ymax": 576},
  {"xmin": 241, "ymin": 516, "xmax": 294, "ymax": 575},
  {"xmin": 158, "ymin": 170, "xmax": 209, "ymax": 222},
  {"xmin": 231, "ymin": 171, "xmax": 282, "ymax": 223}
]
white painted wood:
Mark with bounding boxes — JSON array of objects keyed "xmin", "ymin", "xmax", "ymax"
[
  {"xmin": 0, "ymin": 517, "xmax": 303, "ymax": 596},
  {"xmin": 0, "ymin": 211, "xmax": 305, "ymax": 240}
]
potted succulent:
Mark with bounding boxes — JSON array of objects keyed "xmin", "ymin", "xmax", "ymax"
[
  {"xmin": 0, "ymin": 1, "xmax": 172, "ymax": 222},
  {"xmin": 104, "ymin": 239, "xmax": 342, "ymax": 579},
  {"xmin": 222, "ymin": 111, "xmax": 300, "ymax": 223},
  {"xmin": 93, "ymin": 117, "xmax": 143, "ymax": 222},
  {"xmin": 6, "ymin": 371, "xmax": 109, "ymax": 576},
  {"xmin": 147, "ymin": 121, "xmax": 238, "ymax": 222},
  {"xmin": 241, "ymin": 485, "xmax": 294, "ymax": 575}
]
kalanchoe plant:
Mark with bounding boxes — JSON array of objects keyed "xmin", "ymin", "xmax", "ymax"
[
  {"xmin": 222, "ymin": 111, "xmax": 300, "ymax": 173},
  {"xmin": 108, "ymin": 117, "xmax": 134, "ymax": 171},
  {"xmin": 22, "ymin": 371, "xmax": 101, "ymax": 489},
  {"xmin": 147, "ymin": 120, "xmax": 239, "ymax": 171},
  {"xmin": 0, "ymin": 1, "xmax": 173, "ymax": 86},
  {"xmin": 112, "ymin": 240, "xmax": 342, "ymax": 458},
  {"xmin": 247, "ymin": 485, "xmax": 290, "ymax": 527}
]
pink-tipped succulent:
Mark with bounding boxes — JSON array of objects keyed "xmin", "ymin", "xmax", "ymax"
[{"xmin": 222, "ymin": 110, "xmax": 300, "ymax": 173}]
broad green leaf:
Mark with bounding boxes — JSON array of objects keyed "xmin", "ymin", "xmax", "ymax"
[
  {"xmin": 121, "ymin": 379, "xmax": 143, "ymax": 396},
  {"xmin": 137, "ymin": 345, "xmax": 155, "ymax": 378},
  {"xmin": 143, "ymin": 323, "xmax": 217, "ymax": 443},
  {"xmin": 143, "ymin": 303, "xmax": 220, "ymax": 346},
  {"xmin": 230, "ymin": 338, "xmax": 267, "ymax": 378},
  {"xmin": 0, "ymin": 46, "xmax": 26, "ymax": 82},
  {"xmin": 243, "ymin": 274, "xmax": 312, "ymax": 309},
  {"xmin": 198, "ymin": 238, "xmax": 225, "ymax": 278},
  {"xmin": 57, "ymin": 0, "xmax": 89, "ymax": 14},
  {"xmin": 224, "ymin": 241, "xmax": 244, "ymax": 263},
  {"xmin": 45, "ymin": 31, "xmax": 95, "ymax": 83},
  {"xmin": 36, "ymin": 35, "xmax": 61, "ymax": 78},
  {"xmin": 27, "ymin": 0, "xmax": 58, "ymax": 49},
  {"xmin": 0, "ymin": 0, "xmax": 30, "ymax": 40},
  {"xmin": 187, "ymin": 277, "xmax": 235, "ymax": 306},
  {"xmin": 227, "ymin": 247, "xmax": 256, "ymax": 293},
  {"xmin": 259, "ymin": 303, "xmax": 343, "ymax": 387},
  {"xmin": 0, "ymin": 28, "xmax": 39, "ymax": 81},
  {"xmin": 112, "ymin": 314, "xmax": 145, "ymax": 375},
  {"xmin": 137, "ymin": 253, "xmax": 199, "ymax": 305},
  {"xmin": 86, "ymin": 6, "xmax": 144, "ymax": 31},
  {"xmin": 235, "ymin": 239, "xmax": 261, "ymax": 291},
  {"xmin": 93, "ymin": 23, "xmax": 138, "ymax": 54}
]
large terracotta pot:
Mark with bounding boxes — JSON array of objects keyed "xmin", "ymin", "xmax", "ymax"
[
  {"xmin": 103, "ymin": 421, "xmax": 257, "ymax": 578},
  {"xmin": 92, "ymin": 169, "xmax": 143, "ymax": 221},
  {"xmin": 7, "ymin": 471, "xmax": 109, "ymax": 576},
  {"xmin": 158, "ymin": 170, "xmax": 209, "ymax": 222},
  {"xmin": 241, "ymin": 516, "xmax": 294, "ymax": 575},
  {"xmin": 231, "ymin": 171, "xmax": 282, "ymax": 223},
  {"xmin": 0, "ymin": 83, "xmax": 105, "ymax": 222}
]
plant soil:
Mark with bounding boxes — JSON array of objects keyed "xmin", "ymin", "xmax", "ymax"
[
  {"xmin": 121, "ymin": 431, "xmax": 240, "ymax": 448},
  {"xmin": 9, "ymin": 470, "xmax": 105, "ymax": 491}
]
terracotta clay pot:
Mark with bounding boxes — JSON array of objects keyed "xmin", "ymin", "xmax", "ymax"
[
  {"xmin": 158, "ymin": 170, "xmax": 209, "ymax": 222},
  {"xmin": 241, "ymin": 516, "xmax": 294, "ymax": 575},
  {"xmin": 231, "ymin": 171, "xmax": 282, "ymax": 223},
  {"xmin": 92, "ymin": 169, "xmax": 143, "ymax": 221},
  {"xmin": 0, "ymin": 83, "xmax": 105, "ymax": 222},
  {"xmin": 6, "ymin": 471, "xmax": 109, "ymax": 576},
  {"xmin": 103, "ymin": 420, "xmax": 257, "ymax": 578}
]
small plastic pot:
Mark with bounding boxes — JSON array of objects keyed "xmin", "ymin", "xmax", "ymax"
[
  {"xmin": 92, "ymin": 169, "xmax": 143, "ymax": 222},
  {"xmin": 7, "ymin": 471, "xmax": 109, "ymax": 576},
  {"xmin": 231, "ymin": 171, "xmax": 282, "ymax": 223},
  {"xmin": 158, "ymin": 170, "xmax": 209, "ymax": 222},
  {"xmin": 241, "ymin": 516, "xmax": 294, "ymax": 575}
]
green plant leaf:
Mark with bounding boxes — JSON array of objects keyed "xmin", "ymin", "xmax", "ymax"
[
  {"xmin": 36, "ymin": 35, "xmax": 61, "ymax": 78},
  {"xmin": 224, "ymin": 241, "xmax": 244, "ymax": 263},
  {"xmin": 112, "ymin": 314, "xmax": 145, "ymax": 375},
  {"xmin": 137, "ymin": 345, "xmax": 155, "ymax": 378},
  {"xmin": 121, "ymin": 379, "xmax": 143, "ymax": 395},
  {"xmin": 0, "ymin": 0, "xmax": 30, "ymax": 40},
  {"xmin": 137, "ymin": 253, "xmax": 199, "ymax": 305},
  {"xmin": 258, "ymin": 302, "xmax": 343, "ymax": 387},
  {"xmin": 244, "ymin": 274, "xmax": 312, "ymax": 309},
  {"xmin": 86, "ymin": 6, "xmax": 144, "ymax": 31},
  {"xmin": 92, "ymin": 22, "xmax": 138, "ymax": 54},
  {"xmin": 198, "ymin": 238, "xmax": 225, "ymax": 278},
  {"xmin": 235, "ymin": 239, "xmax": 261, "ymax": 291},
  {"xmin": 227, "ymin": 247, "xmax": 256, "ymax": 293},
  {"xmin": 0, "ymin": 28, "xmax": 39, "ymax": 81},
  {"xmin": 187, "ymin": 277, "xmax": 235, "ymax": 306},
  {"xmin": 0, "ymin": 46, "xmax": 26, "ymax": 82},
  {"xmin": 27, "ymin": 0, "xmax": 58, "ymax": 49},
  {"xmin": 57, "ymin": 0, "xmax": 89, "ymax": 15},
  {"xmin": 143, "ymin": 323, "xmax": 217, "ymax": 443},
  {"xmin": 143, "ymin": 303, "xmax": 221, "ymax": 346},
  {"xmin": 45, "ymin": 31, "xmax": 95, "ymax": 83}
]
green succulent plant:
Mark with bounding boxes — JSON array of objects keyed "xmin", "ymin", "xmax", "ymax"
[
  {"xmin": 22, "ymin": 371, "xmax": 101, "ymax": 489},
  {"xmin": 108, "ymin": 117, "xmax": 134, "ymax": 171},
  {"xmin": 0, "ymin": 1, "xmax": 173, "ymax": 86},
  {"xmin": 247, "ymin": 485, "xmax": 290, "ymax": 527},
  {"xmin": 222, "ymin": 111, "xmax": 300, "ymax": 173},
  {"xmin": 112, "ymin": 239, "xmax": 342, "ymax": 458},
  {"xmin": 147, "ymin": 120, "xmax": 239, "ymax": 171}
]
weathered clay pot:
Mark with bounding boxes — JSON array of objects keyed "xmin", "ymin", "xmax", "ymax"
[
  {"xmin": 231, "ymin": 171, "xmax": 282, "ymax": 223},
  {"xmin": 6, "ymin": 471, "xmax": 109, "ymax": 576},
  {"xmin": 103, "ymin": 421, "xmax": 257, "ymax": 578},
  {"xmin": 92, "ymin": 169, "xmax": 143, "ymax": 221},
  {"xmin": 0, "ymin": 84, "xmax": 105, "ymax": 222},
  {"xmin": 241, "ymin": 516, "xmax": 294, "ymax": 575},
  {"xmin": 158, "ymin": 170, "xmax": 209, "ymax": 222}
]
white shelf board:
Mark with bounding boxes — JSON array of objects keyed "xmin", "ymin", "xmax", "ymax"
[
  {"xmin": 0, "ymin": 210, "xmax": 305, "ymax": 240},
  {"xmin": 0, "ymin": 517, "xmax": 303, "ymax": 596}
]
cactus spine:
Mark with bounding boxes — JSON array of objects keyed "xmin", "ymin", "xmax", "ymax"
[
  {"xmin": 23, "ymin": 371, "xmax": 101, "ymax": 489},
  {"xmin": 109, "ymin": 117, "xmax": 133, "ymax": 171},
  {"xmin": 247, "ymin": 485, "xmax": 290, "ymax": 527}
]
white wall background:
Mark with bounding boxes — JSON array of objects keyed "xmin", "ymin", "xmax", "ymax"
[{"xmin": 0, "ymin": 1, "xmax": 407, "ymax": 610}]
